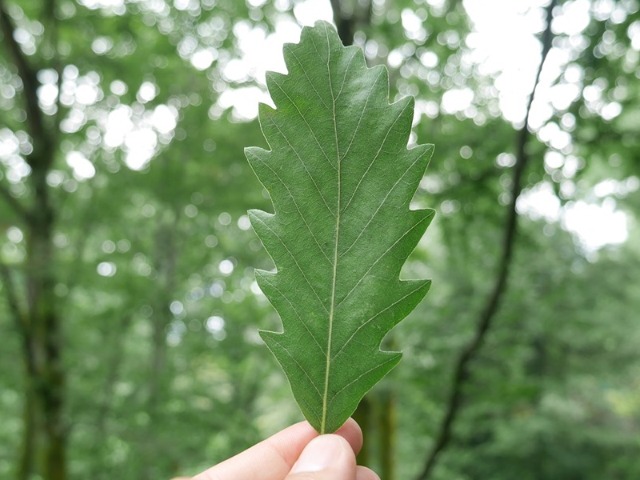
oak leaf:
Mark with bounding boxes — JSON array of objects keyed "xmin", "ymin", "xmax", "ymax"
[{"xmin": 246, "ymin": 21, "xmax": 434, "ymax": 433}]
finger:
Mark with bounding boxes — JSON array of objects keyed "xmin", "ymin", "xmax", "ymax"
[
  {"xmin": 193, "ymin": 419, "xmax": 362, "ymax": 480},
  {"xmin": 193, "ymin": 421, "xmax": 315, "ymax": 480},
  {"xmin": 356, "ymin": 466, "xmax": 380, "ymax": 480},
  {"xmin": 335, "ymin": 418, "xmax": 363, "ymax": 455},
  {"xmin": 285, "ymin": 435, "xmax": 356, "ymax": 480}
]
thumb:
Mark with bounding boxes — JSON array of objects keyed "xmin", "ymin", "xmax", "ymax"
[{"xmin": 286, "ymin": 434, "xmax": 356, "ymax": 480}]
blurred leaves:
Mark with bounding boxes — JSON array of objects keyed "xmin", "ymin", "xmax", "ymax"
[{"xmin": 1, "ymin": 0, "xmax": 639, "ymax": 479}]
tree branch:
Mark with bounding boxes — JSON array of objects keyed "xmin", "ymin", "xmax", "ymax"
[
  {"xmin": 0, "ymin": 0, "xmax": 52, "ymax": 163},
  {"xmin": 415, "ymin": 2, "xmax": 557, "ymax": 479}
]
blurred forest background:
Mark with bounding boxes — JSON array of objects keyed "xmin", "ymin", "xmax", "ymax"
[{"xmin": 1, "ymin": 0, "xmax": 639, "ymax": 479}]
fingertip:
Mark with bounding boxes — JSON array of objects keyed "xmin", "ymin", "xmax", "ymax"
[
  {"xmin": 356, "ymin": 466, "xmax": 380, "ymax": 480},
  {"xmin": 290, "ymin": 434, "xmax": 355, "ymax": 475},
  {"xmin": 335, "ymin": 418, "xmax": 363, "ymax": 455},
  {"xmin": 341, "ymin": 417, "xmax": 362, "ymax": 435}
]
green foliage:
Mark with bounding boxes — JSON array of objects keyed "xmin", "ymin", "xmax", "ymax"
[
  {"xmin": 1, "ymin": 0, "xmax": 640, "ymax": 479},
  {"xmin": 247, "ymin": 22, "xmax": 433, "ymax": 433}
]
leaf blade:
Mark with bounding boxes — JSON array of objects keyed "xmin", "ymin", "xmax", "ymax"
[{"xmin": 247, "ymin": 21, "xmax": 434, "ymax": 433}]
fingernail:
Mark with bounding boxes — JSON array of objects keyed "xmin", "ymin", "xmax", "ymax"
[{"xmin": 291, "ymin": 435, "xmax": 345, "ymax": 473}]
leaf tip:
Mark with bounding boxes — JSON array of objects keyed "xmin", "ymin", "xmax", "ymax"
[
  {"xmin": 254, "ymin": 268, "xmax": 276, "ymax": 282},
  {"xmin": 259, "ymin": 329, "xmax": 283, "ymax": 341},
  {"xmin": 245, "ymin": 146, "xmax": 269, "ymax": 158},
  {"xmin": 265, "ymin": 70, "xmax": 286, "ymax": 87},
  {"xmin": 418, "ymin": 142, "xmax": 435, "ymax": 153},
  {"xmin": 248, "ymin": 208, "xmax": 271, "ymax": 219}
]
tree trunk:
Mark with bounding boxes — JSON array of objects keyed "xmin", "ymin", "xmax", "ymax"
[
  {"xmin": 28, "ymin": 165, "xmax": 66, "ymax": 480},
  {"xmin": 379, "ymin": 390, "xmax": 396, "ymax": 480},
  {"xmin": 353, "ymin": 395, "xmax": 372, "ymax": 467},
  {"xmin": 148, "ymin": 213, "xmax": 179, "ymax": 413},
  {"xmin": 0, "ymin": 1, "xmax": 67, "ymax": 477},
  {"xmin": 142, "ymin": 211, "xmax": 180, "ymax": 480},
  {"xmin": 329, "ymin": 0, "xmax": 373, "ymax": 47},
  {"xmin": 18, "ymin": 383, "xmax": 37, "ymax": 480}
]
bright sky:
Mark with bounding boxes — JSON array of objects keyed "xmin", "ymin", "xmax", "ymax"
[
  {"xmin": 1, "ymin": 0, "xmax": 635, "ymax": 253},
  {"xmin": 216, "ymin": 0, "xmax": 633, "ymax": 252}
]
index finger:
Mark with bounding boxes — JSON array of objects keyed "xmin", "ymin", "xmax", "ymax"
[{"xmin": 193, "ymin": 418, "xmax": 362, "ymax": 480}]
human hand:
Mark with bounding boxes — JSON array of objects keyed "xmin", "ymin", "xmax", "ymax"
[{"xmin": 190, "ymin": 418, "xmax": 379, "ymax": 480}]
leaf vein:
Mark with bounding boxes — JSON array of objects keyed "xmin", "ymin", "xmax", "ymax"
[
  {"xmin": 341, "ymin": 100, "xmax": 412, "ymax": 213},
  {"xmin": 260, "ymin": 275, "xmax": 326, "ymax": 355},
  {"xmin": 267, "ymin": 118, "xmax": 336, "ymax": 218},
  {"xmin": 268, "ymin": 335, "xmax": 324, "ymax": 399},
  {"xmin": 252, "ymin": 214, "xmax": 329, "ymax": 314},
  {"xmin": 332, "ymin": 281, "xmax": 427, "ymax": 361},
  {"xmin": 327, "ymin": 355, "xmax": 399, "ymax": 408},
  {"xmin": 270, "ymin": 80, "xmax": 338, "ymax": 173},
  {"xmin": 339, "ymin": 68, "xmax": 385, "ymax": 163},
  {"xmin": 339, "ymin": 149, "xmax": 424, "ymax": 259},
  {"xmin": 321, "ymin": 22, "xmax": 342, "ymax": 434},
  {"xmin": 249, "ymin": 151, "xmax": 332, "ymax": 263},
  {"xmin": 335, "ymin": 50, "xmax": 357, "ymax": 101},
  {"xmin": 289, "ymin": 48, "xmax": 330, "ymax": 110},
  {"xmin": 336, "ymin": 211, "xmax": 431, "ymax": 309}
]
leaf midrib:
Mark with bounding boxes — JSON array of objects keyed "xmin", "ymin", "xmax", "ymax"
[{"xmin": 321, "ymin": 27, "xmax": 341, "ymax": 435}]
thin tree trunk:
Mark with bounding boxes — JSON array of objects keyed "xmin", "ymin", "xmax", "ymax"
[
  {"xmin": 28, "ymin": 177, "xmax": 66, "ymax": 480},
  {"xmin": 329, "ymin": 0, "xmax": 373, "ymax": 47},
  {"xmin": 141, "ymin": 211, "xmax": 180, "ymax": 480},
  {"xmin": 0, "ymin": 264, "xmax": 35, "ymax": 480},
  {"xmin": 148, "ymin": 213, "xmax": 179, "ymax": 413},
  {"xmin": 379, "ymin": 390, "xmax": 396, "ymax": 480},
  {"xmin": 18, "ymin": 385, "xmax": 37, "ymax": 480},
  {"xmin": 414, "ymin": 2, "xmax": 557, "ymax": 478},
  {"xmin": 353, "ymin": 395, "xmax": 372, "ymax": 466},
  {"xmin": 0, "ymin": 1, "xmax": 66, "ymax": 478}
]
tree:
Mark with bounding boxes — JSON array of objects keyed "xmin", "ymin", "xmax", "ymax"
[{"xmin": 1, "ymin": 0, "xmax": 639, "ymax": 479}]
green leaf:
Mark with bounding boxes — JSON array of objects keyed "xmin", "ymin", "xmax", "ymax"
[{"xmin": 246, "ymin": 21, "xmax": 434, "ymax": 433}]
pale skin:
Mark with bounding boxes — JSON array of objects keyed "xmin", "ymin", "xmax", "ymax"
[{"xmin": 175, "ymin": 419, "xmax": 379, "ymax": 480}]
